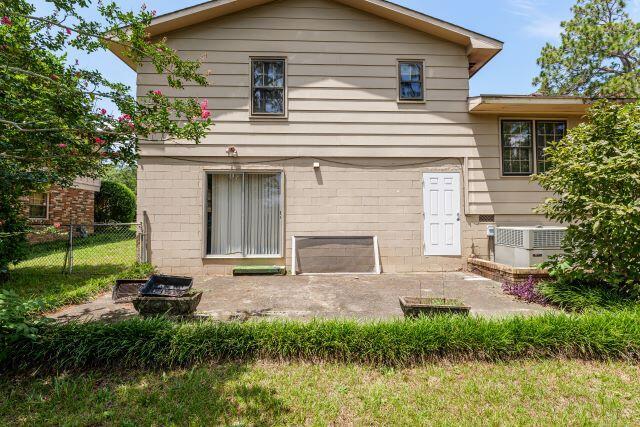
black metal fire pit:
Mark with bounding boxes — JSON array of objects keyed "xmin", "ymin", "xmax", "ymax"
[{"xmin": 139, "ymin": 274, "xmax": 193, "ymax": 297}]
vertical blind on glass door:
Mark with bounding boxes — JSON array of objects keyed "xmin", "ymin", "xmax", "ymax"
[{"xmin": 208, "ymin": 172, "xmax": 281, "ymax": 256}]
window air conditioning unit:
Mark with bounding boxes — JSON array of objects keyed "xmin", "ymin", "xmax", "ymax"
[{"xmin": 494, "ymin": 226, "xmax": 566, "ymax": 268}]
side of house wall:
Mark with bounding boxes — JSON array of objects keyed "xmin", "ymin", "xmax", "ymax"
[
  {"xmin": 22, "ymin": 186, "xmax": 95, "ymax": 226},
  {"xmin": 139, "ymin": 157, "xmax": 493, "ymax": 276}
]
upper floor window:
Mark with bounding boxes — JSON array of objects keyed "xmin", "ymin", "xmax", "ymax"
[
  {"xmin": 398, "ymin": 61, "xmax": 424, "ymax": 101},
  {"xmin": 251, "ymin": 58, "xmax": 285, "ymax": 116},
  {"xmin": 501, "ymin": 119, "xmax": 567, "ymax": 176},
  {"xmin": 28, "ymin": 192, "xmax": 48, "ymax": 219}
]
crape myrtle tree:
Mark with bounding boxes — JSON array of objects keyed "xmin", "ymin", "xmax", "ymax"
[
  {"xmin": 0, "ymin": 0, "xmax": 212, "ymax": 280},
  {"xmin": 533, "ymin": 0, "xmax": 640, "ymax": 98},
  {"xmin": 535, "ymin": 101, "xmax": 640, "ymax": 289}
]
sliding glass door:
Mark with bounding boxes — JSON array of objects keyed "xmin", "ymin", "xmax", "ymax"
[{"xmin": 206, "ymin": 172, "xmax": 282, "ymax": 257}]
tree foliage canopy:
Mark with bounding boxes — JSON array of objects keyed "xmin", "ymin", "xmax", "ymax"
[
  {"xmin": 0, "ymin": 0, "xmax": 212, "ymax": 273},
  {"xmin": 535, "ymin": 101, "xmax": 640, "ymax": 288},
  {"xmin": 533, "ymin": 0, "xmax": 640, "ymax": 98},
  {"xmin": 95, "ymin": 180, "xmax": 136, "ymax": 223}
]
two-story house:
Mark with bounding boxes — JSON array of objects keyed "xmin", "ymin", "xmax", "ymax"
[{"xmin": 109, "ymin": 0, "xmax": 589, "ymax": 275}]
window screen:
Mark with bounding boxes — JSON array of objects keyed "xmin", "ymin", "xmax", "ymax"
[
  {"xmin": 398, "ymin": 61, "xmax": 424, "ymax": 100},
  {"xmin": 501, "ymin": 120, "xmax": 533, "ymax": 176},
  {"xmin": 535, "ymin": 121, "xmax": 566, "ymax": 173},
  {"xmin": 28, "ymin": 192, "xmax": 48, "ymax": 219},
  {"xmin": 206, "ymin": 172, "xmax": 282, "ymax": 256},
  {"xmin": 251, "ymin": 59, "xmax": 285, "ymax": 115}
]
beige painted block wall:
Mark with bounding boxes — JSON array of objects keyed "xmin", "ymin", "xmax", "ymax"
[{"xmin": 138, "ymin": 157, "xmax": 527, "ymax": 276}]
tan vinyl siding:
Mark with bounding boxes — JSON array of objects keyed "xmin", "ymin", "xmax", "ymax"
[{"xmin": 135, "ymin": 0, "xmax": 586, "ymax": 274}]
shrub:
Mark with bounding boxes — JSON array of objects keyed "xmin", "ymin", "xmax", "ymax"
[
  {"xmin": 537, "ymin": 278, "xmax": 640, "ymax": 312},
  {"xmin": 534, "ymin": 101, "xmax": 640, "ymax": 289},
  {"xmin": 502, "ymin": 276, "xmax": 549, "ymax": 305},
  {"xmin": 4, "ymin": 309, "xmax": 640, "ymax": 371},
  {"xmin": 0, "ymin": 193, "xmax": 28, "ymax": 283},
  {"xmin": 0, "ymin": 290, "xmax": 49, "ymax": 362},
  {"xmin": 95, "ymin": 180, "xmax": 136, "ymax": 223}
]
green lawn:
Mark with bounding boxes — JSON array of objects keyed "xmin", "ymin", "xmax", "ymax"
[
  {"xmin": 2, "ymin": 360, "xmax": 639, "ymax": 426},
  {"xmin": 3, "ymin": 231, "xmax": 151, "ymax": 313}
]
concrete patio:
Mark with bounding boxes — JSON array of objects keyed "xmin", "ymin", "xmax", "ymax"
[{"xmin": 51, "ymin": 272, "xmax": 551, "ymax": 322}]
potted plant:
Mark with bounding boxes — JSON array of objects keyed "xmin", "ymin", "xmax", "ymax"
[{"xmin": 399, "ymin": 276, "xmax": 471, "ymax": 317}]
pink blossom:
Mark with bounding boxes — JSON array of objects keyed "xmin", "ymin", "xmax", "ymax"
[
  {"xmin": 57, "ymin": 143, "xmax": 67, "ymax": 148},
  {"xmin": 152, "ymin": 90, "xmax": 162, "ymax": 96},
  {"xmin": 201, "ymin": 110, "xmax": 211, "ymax": 119},
  {"xmin": 99, "ymin": 108, "xmax": 107, "ymax": 115},
  {"xmin": 151, "ymin": 10, "xmax": 157, "ymax": 17},
  {"xmin": 1, "ymin": 16, "xmax": 11, "ymax": 26},
  {"xmin": 54, "ymin": 222, "xmax": 62, "ymax": 229},
  {"xmin": 118, "ymin": 114, "xmax": 132, "ymax": 122},
  {"xmin": 94, "ymin": 136, "xmax": 106, "ymax": 145},
  {"xmin": 128, "ymin": 122, "xmax": 135, "ymax": 130},
  {"xmin": 200, "ymin": 99, "xmax": 208, "ymax": 110},
  {"xmin": 66, "ymin": 28, "xmax": 72, "ymax": 35}
]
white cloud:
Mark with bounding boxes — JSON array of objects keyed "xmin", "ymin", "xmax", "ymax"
[{"xmin": 507, "ymin": 0, "xmax": 563, "ymax": 40}]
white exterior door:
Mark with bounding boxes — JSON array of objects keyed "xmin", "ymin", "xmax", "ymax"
[{"xmin": 423, "ymin": 172, "xmax": 461, "ymax": 256}]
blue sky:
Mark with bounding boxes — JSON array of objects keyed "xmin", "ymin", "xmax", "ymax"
[{"xmin": 33, "ymin": 0, "xmax": 640, "ymax": 113}]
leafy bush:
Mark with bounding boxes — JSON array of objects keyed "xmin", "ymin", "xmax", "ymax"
[
  {"xmin": 502, "ymin": 276, "xmax": 549, "ymax": 305},
  {"xmin": 0, "ymin": 193, "xmax": 28, "ymax": 283},
  {"xmin": 535, "ymin": 101, "xmax": 640, "ymax": 289},
  {"xmin": 0, "ymin": 290, "xmax": 49, "ymax": 362},
  {"xmin": 95, "ymin": 180, "xmax": 136, "ymax": 223},
  {"xmin": 537, "ymin": 278, "xmax": 639, "ymax": 312},
  {"xmin": 5, "ymin": 309, "xmax": 640, "ymax": 371}
]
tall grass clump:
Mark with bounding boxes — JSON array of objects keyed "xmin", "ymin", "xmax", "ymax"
[
  {"xmin": 537, "ymin": 279, "xmax": 640, "ymax": 312},
  {"xmin": 4, "ymin": 309, "xmax": 640, "ymax": 371}
]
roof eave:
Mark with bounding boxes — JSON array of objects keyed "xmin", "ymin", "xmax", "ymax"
[
  {"xmin": 109, "ymin": 0, "xmax": 503, "ymax": 73},
  {"xmin": 468, "ymin": 95, "xmax": 590, "ymax": 115}
]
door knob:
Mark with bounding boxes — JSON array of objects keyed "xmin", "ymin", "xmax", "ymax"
[{"xmin": 457, "ymin": 213, "xmax": 460, "ymax": 222}]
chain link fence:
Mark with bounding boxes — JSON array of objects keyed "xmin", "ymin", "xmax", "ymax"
[{"xmin": 11, "ymin": 223, "xmax": 146, "ymax": 275}]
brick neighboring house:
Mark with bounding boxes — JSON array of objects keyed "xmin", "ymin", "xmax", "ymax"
[{"xmin": 23, "ymin": 178, "xmax": 101, "ymax": 227}]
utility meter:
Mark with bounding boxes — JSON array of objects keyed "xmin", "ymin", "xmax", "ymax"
[{"xmin": 486, "ymin": 225, "xmax": 496, "ymax": 237}]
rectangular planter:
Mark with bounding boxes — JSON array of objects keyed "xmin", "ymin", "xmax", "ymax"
[
  {"xmin": 112, "ymin": 279, "xmax": 148, "ymax": 303},
  {"xmin": 399, "ymin": 297, "xmax": 471, "ymax": 318},
  {"xmin": 139, "ymin": 274, "xmax": 193, "ymax": 297},
  {"xmin": 133, "ymin": 291, "xmax": 203, "ymax": 316}
]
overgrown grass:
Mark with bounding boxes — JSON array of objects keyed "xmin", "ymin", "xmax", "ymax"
[
  {"xmin": 2, "ymin": 229, "xmax": 152, "ymax": 313},
  {"xmin": 2, "ymin": 360, "xmax": 639, "ymax": 426},
  {"xmin": 5, "ymin": 308, "xmax": 640, "ymax": 371},
  {"xmin": 1, "ymin": 263, "xmax": 154, "ymax": 314},
  {"xmin": 537, "ymin": 280, "xmax": 640, "ymax": 312}
]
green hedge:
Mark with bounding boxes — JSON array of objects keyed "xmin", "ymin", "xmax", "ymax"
[
  {"xmin": 94, "ymin": 180, "xmax": 136, "ymax": 223},
  {"xmin": 5, "ymin": 308, "xmax": 640, "ymax": 371}
]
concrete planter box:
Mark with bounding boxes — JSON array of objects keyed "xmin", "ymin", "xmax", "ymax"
[
  {"xmin": 399, "ymin": 297, "xmax": 471, "ymax": 317},
  {"xmin": 132, "ymin": 291, "xmax": 203, "ymax": 316}
]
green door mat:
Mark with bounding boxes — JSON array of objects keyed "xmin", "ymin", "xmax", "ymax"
[{"xmin": 233, "ymin": 265, "xmax": 287, "ymax": 276}]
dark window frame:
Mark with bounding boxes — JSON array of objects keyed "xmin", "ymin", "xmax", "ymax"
[
  {"xmin": 28, "ymin": 192, "xmax": 49, "ymax": 219},
  {"xmin": 535, "ymin": 120, "xmax": 567, "ymax": 174},
  {"xmin": 500, "ymin": 119, "xmax": 568, "ymax": 177},
  {"xmin": 250, "ymin": 57, "xmax": 287, "ymax": 117},
  {"xmin": 397, "ymin": 60, "xmax": 425, "ymax": 101},
  {"xmin": 501, "ymin": 120, "xmax": 534, "ymax": 176}
]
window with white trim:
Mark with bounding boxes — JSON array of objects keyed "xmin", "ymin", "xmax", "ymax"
[
  {"xmin": 398, "ymin": 61, "xmax": 424, "ymax": 101},
  {"xmin": 28, "ymin": 192, "xmax": 48, "ymax": 219},
  {"xmin": 501, "ymin": 119, "xmax": 567, "ymax": 176},
  {"xmin": 206, "ymin": 172, "xmax": 282, "ymax": 257},
  {"xmin": 251, "ymin": 58, "xmax": 286, "ymax": 116}
]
